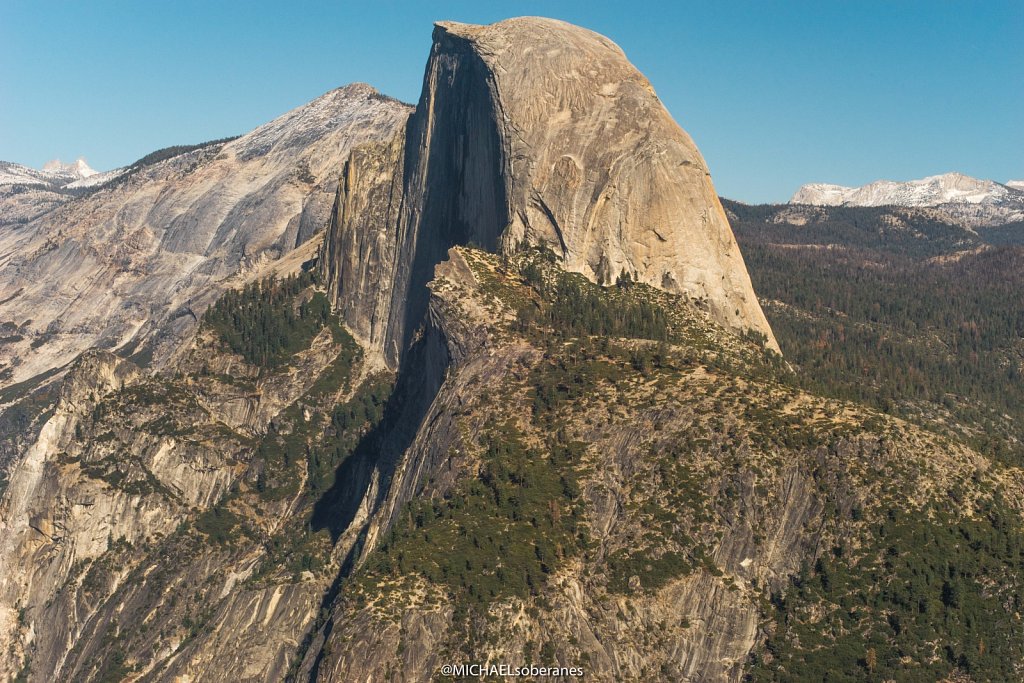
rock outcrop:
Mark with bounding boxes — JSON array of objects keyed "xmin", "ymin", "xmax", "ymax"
[
  {"xmin": 323, "ymin": 17, "xmax": 777, "ymax": 368},
  {"xmin": 0, "ymin": 309, "xmax": 363, "ymax": 681}
]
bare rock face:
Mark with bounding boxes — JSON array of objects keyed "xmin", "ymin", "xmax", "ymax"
[
  {"xmin": 323, "ymin": 17, "xmax": 777, "ymax": 367},
  {"xmin": 0, "ymin": 84, "xmax": 411, "ymax": 389},
  {"xmin": 0, "ymin": 322, "xmax": 360, "ymax": 681},
  {"xmin": 321, "ymin": 134, "xmax": 408, "ymax": 366},
  {"xmin": 439, "ymin": 18, "xmax": 775, "ymax": 345}
]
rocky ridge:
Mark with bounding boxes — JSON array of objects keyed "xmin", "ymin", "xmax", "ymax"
[{"xmin": 0, "ymin": 83, "xmax": 410, "ymax": 392}]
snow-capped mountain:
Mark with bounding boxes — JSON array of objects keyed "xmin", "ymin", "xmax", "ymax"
[
  {"xmin": 0, "ymin": 158, "xmax": 110, "ymax": 189},
  {"xmin": 0, "ymin": 161, "xmax": 58, "ymax": 187},
  {"xmin": 0, "ymin": 157, "xmax": 133, "ymax": 226},
  {"xmin": 792, "ymin": 172, "xmax": 1020, "ymax": 207},
  {"xmin": 65, "ymin": 167, "xmax": 127, "ymax": 189},
  {"xmin": 791, "ymin": 172, "xmax": 1024, "ymax": 227},
  {"xmin": 42, "ymin": 157, "xmax": 98, "ymax": 180},
  {"xmin": 0, "ymin": 158, "xmax": 125, "ymax": 225}
]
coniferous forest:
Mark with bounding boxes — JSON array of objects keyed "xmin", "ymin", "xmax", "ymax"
[
  {"xmin": 729, "ymin": 199, "xmax": 1024, "ymax": 466},
  {"xmin": 204, "ymin": 272, "xmax": 333, "ymax": 368},
  {"xmin": 727, "ymin": 201, "xmax": 1024, "ymax": 680}
]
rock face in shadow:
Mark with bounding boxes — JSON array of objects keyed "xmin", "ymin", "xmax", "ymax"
[
  {"xmin": 321, "ymin": 31, "xmax": 512, "ymax": 368},
  {"xmin": 322, "ymin": 17, "xmax": 777, "ymax": 368}
]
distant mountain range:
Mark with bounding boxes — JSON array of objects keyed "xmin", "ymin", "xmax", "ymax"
[
  {"xmin": 0, "ymin": 157, "xmax": 123, "ymax": 190},
  {"xmin": 0, "ymin": 158, "xmax": 130, "ymax": 226},
  {"xmin": 791, "ymin": 172, "xmax": 1024, "ymax": 227},
  {"xmin": 10, "ymin": 162, "xmax": 1020, "ymax": 232}
]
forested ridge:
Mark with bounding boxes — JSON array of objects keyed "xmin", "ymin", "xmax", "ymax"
[
  {"xmin": 729, "ymin": 199, "xmax": 1024, "ymax": 466},
  {"xmin": 724, "ymin": 200, "xmax": 1024, "ymax": 680}
]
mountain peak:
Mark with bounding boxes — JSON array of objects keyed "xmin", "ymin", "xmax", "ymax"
[
  {"xmin": 41, "ymin": 157, "xmax": 98, "ymax": 179},
  {"xmin": 791, "ymin": 172, "xmax": 1021, "ymax": 207},
  {"xmin": 436, "ymin": 17, "xmax": 772, "ymax": 345},
  {"xmin": 226, "ymin": 83, "xmax": 412, "ymax": 162},
  {"xmin": 435, "ymin": 16, "xmax": 607, "ymax": 41}
]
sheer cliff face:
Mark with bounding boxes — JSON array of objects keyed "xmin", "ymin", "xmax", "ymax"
[
  {"xmin": 324, "ymin": 17, "xmax": 777, "ymax": 366},
  {"xmin": 321, "ymin": 135, "xmax": 408, "ymax": 367},
  {"xmin": 322, "ymin": 30, "xmax": 511, "ymax": 367}
]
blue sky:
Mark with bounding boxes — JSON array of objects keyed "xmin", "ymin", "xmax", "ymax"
[{"xmin": 1, "ymin": 1, "xmax": 1021, "ymax": 203}]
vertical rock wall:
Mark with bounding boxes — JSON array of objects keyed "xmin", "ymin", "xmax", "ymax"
[{"xmin": 321, "ymin": 17, "xmax": 779, "ymax": 369}]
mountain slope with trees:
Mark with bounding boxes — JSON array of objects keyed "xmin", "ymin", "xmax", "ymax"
[{"xmin": 729, "ymin": 199, "xmax": 1024, "ymax": 468}]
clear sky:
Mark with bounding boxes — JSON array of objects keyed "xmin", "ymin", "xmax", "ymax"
[{"xmin": 1, "ymin": 0, "xmax": 1021, "ymax": 203}]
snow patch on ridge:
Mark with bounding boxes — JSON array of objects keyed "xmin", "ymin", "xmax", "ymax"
[{"xmin": 0, "ymin": 158, "xmax": 110, "ymax": 189}]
